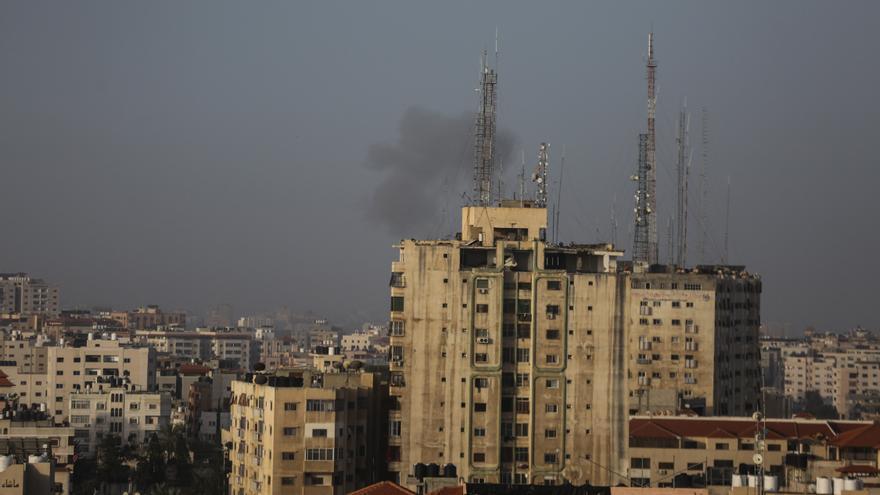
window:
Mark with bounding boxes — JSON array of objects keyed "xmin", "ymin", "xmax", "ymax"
[
  {"xmin": 390, "ymin": 421, "xmax": 401, "ymax": 437},
  {"xmin": 544, "ymin": 452, "xmax": 558, "ymax": 464},
  {"xmin": 546, "ymin": 305, "xmax": 560, "ymax": 316},
  {"xmin": 546, "ymin": 379, "xmax": 559, "ymax": 389},
  {"xmin": 390, "ymin": 296, "xmax": 404, "ymax": 312},
  {"xmin": 515, "ymin": 398, "xmax": 530, "ymax": 414},
  {"xmin": 282, "ymin": 452, "xmax": 296, "ymax": 460},
  {"xmin": 545, "ymin": 403, "xmax": 558, "ymax": 413},
  {"xmin": 631, "ymin": 458, "xmax": 651, "ymax": 469},
  {"xmin": 475, "ymin": 328, "xmax": 489, "ymax": 337},
  {"xmin": 475, "ymin": 353, "xmax": 488, "ymax": 363},
  {"xmin": 390, "ymin": 320, "xmax": 405, "ymax": 336},
  {"xmin": 547, "ymin": 280, "xmax": 562, "ymax": 290},
  {"xmin": 545, "ymin": 429, "xmax": 557, "ymax": 438},
  {"xmin": 546, "ymin": 329, "xmax": 560, "ymax": 340},
  {"xmin": 305, "ymin": 448, "xmax": 335, "ymax": 461},
  {"xmin": 515, "ymin": 423, "xmax": 528, "ymax": 436},
  {"xmin": 474, "ymin": 428, "xmax": 486, "ymax": 437},
  {"xmin": 281, "ymin": 477, "xmax": 296, "ymax": 486},
  {"xmin": 311, "ymin": 428, "xmax": 328, "ymax": 438},
  {"xmin": 476, "ymin": 278, "xmax": 490, "ymax": 289},
  {"xmin": 516, "ymin": 373, "xmax": 529, "ymax": 387},
  {"xmin": 283, "ymin": 427, "xmax": 298, "ymax": 436},
  {"xmin": 514, "ymin": 447, "xmax": 529, "ymax": 462},
  {"xmin": 716, "ymin": 443, "xmax": 729, "ymax": 450},
  {"xmin": 473, "ymin": 453, "xmax": 486, "ymax": 462},
  {"xmin": 474, "ymin": 377, "xmax": 489, "ymax": 388},
  {"xmin": 474, "ymin": 403, "xmax": 487, "ymax": 412},
  {"xmin": 516, "ymin": 348, "xmax": 530, "ymax": 363},
  {"xmin": 546, "ymin": 354, "xmax": 558, "ymax": 364},
  {"xmin": 284, "ymin": 402, "xmax": 297, "ymax": 411}
]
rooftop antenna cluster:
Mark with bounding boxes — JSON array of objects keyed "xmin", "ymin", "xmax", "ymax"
[
  {"xmin": 473, "ymin": 49, "xmax": 498, "ymax": 207},
  {"xmin": 532, "ymin": 142, "xmax": 550, "ymax": 208},
  {"xmin": 632, "ymin": 32, "xmax": 659, "ymax": 264}
]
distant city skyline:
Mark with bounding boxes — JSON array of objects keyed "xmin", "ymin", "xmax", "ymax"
[{"xmin": 2, "ymin": 2, "xmax": 879, "ymax": 332}]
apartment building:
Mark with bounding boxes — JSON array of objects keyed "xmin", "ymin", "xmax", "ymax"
[
  {"xmin": 228, "ymin": 369, "xmax": 387, "ymax": 495},
  {"xmin": 628, "ymin": 415, "xmax": 880, "ymax": 494},
  {"xmin": 388, "ymin": 203, "xmax": 762, "ymax": 487},
  {"xmin": 68, "ymin": 385, "xmax": 170, "ymax": 456},
  {"xmin": 0, "ymin": 274, "xmax": 59, "ymax": 318},
  {"xmin": 107, "ymin": 305, "xmax": 185, "ymax": 330},
  {"xmin": 46, "ymin": 336, "xmax": 155, "ymax": 419},
  {"xmin": 137, "ymin": 328, "xmax": 254, "ymax": 369},
  {"xmin": 0, "ymin": 335, "xmax": 48, "ymax": 374}
]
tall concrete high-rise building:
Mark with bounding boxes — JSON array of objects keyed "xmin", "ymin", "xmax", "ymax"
[
  {"xmin": 387, "ymin": 202, "xmax": 761, "ymax": 487},
  {"xmin": 228, "ymin": 369, "xmax": 388, "ymax": 495},
  {"xmin": 0, "ymin": 273, "xmax": 59, "ymax": 318}
]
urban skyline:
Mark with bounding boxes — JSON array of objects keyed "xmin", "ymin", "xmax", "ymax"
[{"xmin": 2, "ymin": 2, "xmax": 879, "ymax": 333}]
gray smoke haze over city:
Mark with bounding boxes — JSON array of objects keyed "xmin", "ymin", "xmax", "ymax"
[
  {"xmin": 1, "ymin": 1, "xmax": 878, "ymax": 333},
  {"xmin": 365, "ymin": 106, "xmax": 517, "ymax": 234}
]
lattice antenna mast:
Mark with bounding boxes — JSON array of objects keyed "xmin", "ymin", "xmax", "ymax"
[
  {"xmin": 632, "ymin": 32, "xmax": 659, "ymax": 264},
  {"xmin": 532, "ymin": 142, "xmax": 550, "ymax": 208},
  {"xmin": 675, "ymin": 100, "xmax": 690, "ymax": 267},
  {"xmin": 554, "ymin": 145, "xmax": 566, "ymax": 243},
  {"xmin": 473, "ymin": 50, "xmax": 498, "ymax": 206}
]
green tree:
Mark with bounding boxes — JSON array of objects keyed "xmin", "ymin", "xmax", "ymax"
[{"xmin": 96, "ymin": 434, "xmax": 131, "ymax": 485}]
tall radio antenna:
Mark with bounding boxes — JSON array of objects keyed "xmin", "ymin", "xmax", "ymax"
[
  {"xmin": 675, "ymin": 100, "xmax": 690, "ymax": 267},
  {"xmin": 699, "ymin": 106, "xmax": 710, "ymax": 264},
  {"xmin": 473, "ymin": 49, "xmax": 497, "ymax": 206},
  {"xmin": 554, "ymin": 145, "xmax": 566, "ymax": 243},
  {"xmin": 632, "ymin": 32, "xmax": 659, "ymax": 264},
  {"xmin": 532, "ymin": 143, "xmax": 549, "ymax": 208}
]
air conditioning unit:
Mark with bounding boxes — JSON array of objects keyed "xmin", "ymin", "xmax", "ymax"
[
  {"xmin": 478, "ymin": 289, "xmax": 489, "ymax": 295},
  {"xmin": 547, "ymin": 314, "xmax": 556, "ymax": 320},
  {"xmin": 477, "ymin": 338, "xmax": 491, "ymax": 344}
]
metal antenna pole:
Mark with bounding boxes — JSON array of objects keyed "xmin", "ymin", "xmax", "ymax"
[
  {"xmin": 675, "ymin": 100, "xmax": 690, "ymax": 267},
  {"xmin": 723, "ymin": 176, "xmax": 731, "ymax": 264},
  {"xmin": 554, "ymin": 145, "xmax": 565, "ymax": 243},
  {"xmin": 532, "ymin": 143, "xmax": 549, "ymax": 208},
  {"xmin": 519, "ymin": 150, "xmax": 526, "ymax": 206},
  {"xmin": 699, "ymin": 107, "xmax": 710, "ymax": 264}
]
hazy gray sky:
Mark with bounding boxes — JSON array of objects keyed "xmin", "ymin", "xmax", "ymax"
[{"xmin": 2, "ymin": 1, "xmax": 877, "ymax": 333}]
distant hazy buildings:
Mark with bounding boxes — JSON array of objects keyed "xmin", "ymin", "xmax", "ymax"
[
  {"xmin": 388, "ymin": 203, "xmax": 761, "ymax": 486},
  {"xmin": 107, "ymin": 305, "xmax": 185, "ymax": 330},
  {"xmin": 0, "ymin": 274, "xmax": 59, "ymax": 319}
]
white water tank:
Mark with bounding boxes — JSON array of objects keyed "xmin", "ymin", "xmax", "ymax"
[
  {"xmin": 0, "ymin": 455, "xmax": 12, "ymax": 472},
  {"xmin": 28, "ymin": 454, "xmax": 46, "ymax": 464},
  {"xmin": 732, "ymin": 475, "xmax": 746, "ymax": 488},
  {"xmin": 747, "ymin": 475, "xmax": 759, "ymax": 488},
  {"xmin": 764, "ymin": 475, "xmax": 779, "ymax": 492},
  {"xmin": 833, "ymin": 477, "xmax": 845, "ymax": 495},
  {"xmin": 843, "ymin": 479, "xmax": 860, "ymax": 492}
]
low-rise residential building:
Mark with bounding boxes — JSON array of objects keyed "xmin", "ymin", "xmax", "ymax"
[
  {"xmin": 628, "ymin": 415, "xmax": 880, "ymax": 494},
  {"xmin": 46, "ymin": 336, "xmax": 156, "ymax": 420},
  {"xmin": 228, "ymin": 369, "xmax": 387, "ymax": 495},
  {"xmin": 68, "ymin": 385, "xmax": 171, "ymax": 456}
]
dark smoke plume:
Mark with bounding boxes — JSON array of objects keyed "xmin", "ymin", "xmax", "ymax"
[{"xmin": 365, "ymin": 106, "xmax": 516, "ymax": 235}]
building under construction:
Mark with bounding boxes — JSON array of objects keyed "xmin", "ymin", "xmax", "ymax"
[{"xmin": 387, "ymin": 34, "xmax": 762, "ymax": 488}]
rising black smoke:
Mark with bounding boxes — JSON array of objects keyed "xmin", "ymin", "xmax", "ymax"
[{"xmin": 365, "ymin": 106, "xmax": 516, "ymax": 235}]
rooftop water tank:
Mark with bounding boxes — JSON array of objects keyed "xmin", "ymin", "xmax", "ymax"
[
  {"xmin": 833, "ymin": 477, "xmax": 845, "ymax": 495},
  {"xmin": 732, "ymin": 475, "xmax": 746, "ymax": 488},
  {"xmin": 764, "ymin": 475, "xmax": 779, "ymax": 492}
]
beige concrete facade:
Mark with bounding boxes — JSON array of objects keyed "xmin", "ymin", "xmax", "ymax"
[
  {"xmin": 68, "ymin": 386, "xmax": 170, "ymax": 456},
  {"xmin": 0, "ymin": 274, "xmax": 59, "ymax": 319},
  {"xmin": 229, "ymin": 370, "xmax": 387, "ymax": 495},
  {"xmin": 46, "ymin": 338, "xmax": 155, "ymax": 419},
  {"xmin": 388, "ymin": 205, "xmax": 762, "ymax": 488}
]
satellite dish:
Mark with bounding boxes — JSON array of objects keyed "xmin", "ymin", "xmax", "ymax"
[
  {"xmin": 752, "ymin": 411, "xmax": 763, "ymax": 421},
  {"xmin": 753, "ymin": 453, "xmax": 764, "ymax": 465}
]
